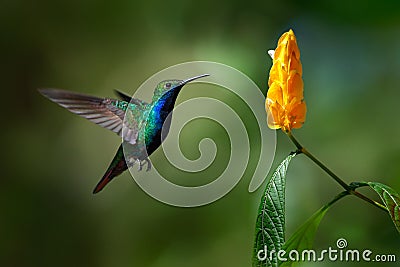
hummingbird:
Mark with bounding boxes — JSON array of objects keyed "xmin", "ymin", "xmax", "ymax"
[{"xmin": 39, "ymin": 74, "xmax": 209, "ymax": 194}]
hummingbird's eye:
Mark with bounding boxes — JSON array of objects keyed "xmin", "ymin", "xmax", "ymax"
[{"xmin": 165, "ymin": 82, "xmax": 172, "ymax": 89}]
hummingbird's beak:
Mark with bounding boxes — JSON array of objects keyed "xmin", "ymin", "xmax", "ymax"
[
  {"xmin": 167, "ymin": 74, "xmax": 210, "ymax": 95},
  {"xmin": 181, "ymin": 73, "xmax": 210, "ymax": 85}
]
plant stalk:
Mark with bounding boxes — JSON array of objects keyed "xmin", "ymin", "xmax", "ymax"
[{"xmin": 286, "ymin": 131, "xmax": 388, "ymax": 212}]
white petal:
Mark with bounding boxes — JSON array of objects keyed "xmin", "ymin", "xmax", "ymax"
[{"xmin": 268, "ymin": 49, "xmax": 275, "ymax": 60}]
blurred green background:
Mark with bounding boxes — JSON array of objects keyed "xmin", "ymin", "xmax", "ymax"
[{"xmin": 2, "ymin": 0, "xmax": 400, "ymax": 266}]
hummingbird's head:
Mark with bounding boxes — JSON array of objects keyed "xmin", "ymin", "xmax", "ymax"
[{"xmin": 151, "ymin": 74, "xmax": 210, "ymax": 103}]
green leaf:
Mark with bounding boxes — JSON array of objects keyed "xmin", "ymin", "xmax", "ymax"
[
  {"xmin": 280, "ymin": 204, "xmax": 328, "ymax": 265},
  {"xmin": 279, "ymin": 191, "xmax": 348, "ymax": 267},
  {"xmin": 366, "ymin": 182, "xmax": 400, "ymax": 233},
  {"xmin": 252, "ymin": 154, "xmax": 295, "ymax": 267}
]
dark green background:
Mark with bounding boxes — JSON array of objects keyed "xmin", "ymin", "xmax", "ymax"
[{"xmin": 2, "ymin": 0, "xmax": 400, "ymax": 266}]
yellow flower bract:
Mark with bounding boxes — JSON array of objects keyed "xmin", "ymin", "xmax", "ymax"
[{"xmin": 266, "ymin": 29, "xmax": 306, "ymax": 132}]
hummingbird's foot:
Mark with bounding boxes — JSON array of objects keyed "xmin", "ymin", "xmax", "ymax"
[
  {"xmin": 127, "ymin": 158, "xmax": 136, "ymax": 168},
  {"xmin": 137, "ymin": 159, "xmax": 143, "ymax": 171},
  {"xmin": 137, "ymin": 158, "xmax": 151, "ymax": 172},
  {"xmin": 145, "ymin": 158, "xmax": 151, "ymax": 172}
]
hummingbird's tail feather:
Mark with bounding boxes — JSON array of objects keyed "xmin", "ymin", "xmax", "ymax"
[
  {"xmin": 113, "ymin": 90, "xmax": 132, "ymax": 102},
  {"xmin": 93, "ymin": 145, "xmax": 128, "ymax": 194},
  {"xmin": 38, "ymin": 89, "xmax": 126, "ymax": 136},
  {"xmin": 93, "ymin": 171, "xmax": 113, "ymax": 194}
]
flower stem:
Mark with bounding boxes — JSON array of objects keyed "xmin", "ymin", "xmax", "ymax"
[{"xmin": 286, "ymin": 131, "xmax": 388, "ymax": 212}]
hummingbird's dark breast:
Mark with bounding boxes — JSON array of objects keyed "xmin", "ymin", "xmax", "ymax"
[{"xmin": 144, "ymin": 88, "xmax": 180, "ymax": 158}]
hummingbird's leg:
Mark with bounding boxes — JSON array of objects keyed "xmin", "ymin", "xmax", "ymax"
[
  {"xmin": 137, "ymin": 159, "xmax": 143, "ymax": 171},
  {"xmin": 137, "ymin": 159, "xmax": 151, "ymax": 171},
  {"xmin": 127, "ymin": 157, "xmax": 136, "ymax": 168},
  {"xmin": 144, "ymin": 158, "xmax": 151, "ymax": 171}
]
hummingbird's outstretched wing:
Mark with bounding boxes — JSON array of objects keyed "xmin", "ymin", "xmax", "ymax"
[{"xmin": 39, "ymin": 89, "xmax": 146, "ymax": 145}]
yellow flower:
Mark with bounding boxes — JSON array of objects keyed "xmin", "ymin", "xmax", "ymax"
[{"xmin": 266, "ymin": 29, "xmax": 306, "ymax": 132}]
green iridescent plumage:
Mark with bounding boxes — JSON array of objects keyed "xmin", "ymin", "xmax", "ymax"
[{"xmin": 39, "ymin": 74, "xmax": 209, "ymax": 193}]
